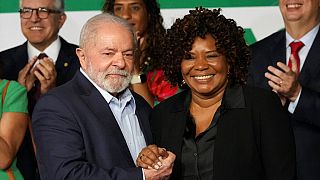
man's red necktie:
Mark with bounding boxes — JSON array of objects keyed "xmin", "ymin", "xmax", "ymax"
[
  {"xmin": 289, "ymin": 41, "xmax": 304, "ymax": 74},
  {"xmin": 34, "ymin": 53, "xmax": 49, "ymax": 100}
]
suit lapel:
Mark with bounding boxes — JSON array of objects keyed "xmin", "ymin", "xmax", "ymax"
[
  {"xmin": 299, "ymin": 29, "xmax": 320, "ymax": 84},
  {"xmin": 75, "ymin": 72, "xmax": 135, "ymax": 165},
  {"xmin": 271, "ymin": 30, "xmax": 286, "ymax": 66},
  {"xmin": 133, "ymin": 93, "xmax": 152, "ymax": 145},
  {"xmin": 160, "ymin": 91, "xmax": 190, "ymax": 177},
  {"xmin": 55, "ymin": 37, "xmax": 79, "ymax": 85}
]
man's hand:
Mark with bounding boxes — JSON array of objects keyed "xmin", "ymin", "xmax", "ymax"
[
  {"xmin": 143, "ymin": 151, "xmax": 175, "ymax": 180},
  {"xmin": 32, "ymin": 57, "xmax": 57, "ymax": 94},
  {"xmin": 264, "ymin": 55, "xmax": 301, "ymax": 102},
  {"xmin": 137, "ymin": 145, "xmax": 169, "ymax": 170},
  {"xmin": 18, "ymin": 56, "xmax": 38, "ymax": 91}
]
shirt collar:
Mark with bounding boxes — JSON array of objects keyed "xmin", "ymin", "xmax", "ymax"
[
  {"xmin": 183, "ymin": 84, "xmax": 246, "ymax": 112},
  {"xmin": 80, "ymin": 68, "xmax": 135, "ymax": 108},
  {"xmin": 221, "ymin": 84, "xmax": 246, "ymax": 110},
  {"xmin": 27, "ymin": 37, "xmax": 61, "ymax": 64},
  {"xmin": 286, "ymin": 23, "xmax": 320, "ymax": 49}
]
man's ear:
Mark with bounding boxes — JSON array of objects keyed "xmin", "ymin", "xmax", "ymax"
[
  {"xmin": 58, "ymin": 13, "xmax": 67, "ymax": 29},
  {"xmin": 76, "ymin": 48, "xmax": 86, "ymax": 69}
]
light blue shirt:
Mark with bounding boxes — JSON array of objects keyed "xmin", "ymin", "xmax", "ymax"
[
  {"xmin": 80, "ymin": 68, "xmax": 147, "ymax": 164},
  {"xmin": 285, "ymin": 23, "xmax": 320, "ymax": 113}
]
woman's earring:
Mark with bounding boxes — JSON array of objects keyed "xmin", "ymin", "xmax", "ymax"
[{"xmin": 179, "ymin": 79, "xmax": 187, "ymax": 88}]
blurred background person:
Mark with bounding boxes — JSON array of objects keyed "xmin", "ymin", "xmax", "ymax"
[
  {"xmin": 137, "ymin": 7, "xmax": 296, "ymax": 180},
  {"xmin": 102, "ymin": 0, "xmax": 181, "ymax": 106},
  {"xmin": 0, "ymin": 0, "xmax": 80, "ymax": 179},
  {"xmin": 0, "ymin": 62, "xmax": 29, "ymax": 180},
  {"xmin": 248, "ymin": 0, "xmax": 320, "ymax": 179}
]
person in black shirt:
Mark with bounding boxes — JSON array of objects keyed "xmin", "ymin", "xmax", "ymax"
[{"xmin": 136, "ymin": 7, "xmax": 296, "ymax": 180}]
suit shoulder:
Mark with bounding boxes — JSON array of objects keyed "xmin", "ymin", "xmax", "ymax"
[
  {"xmin": 250, "ymin": 30, "xmax": 284, "ymax": 51},
  {"xmin": 60, "ymin": 37, "xmax": 78, "ymax": 48},
  {"xmin": 242, "ymin": 85, "xmax": 280, "ymax": 105},
  {"xmin": 154, "ymin": 90, "xmax": 187, "ymax": 112},
  {"xmin": 0, "ymin": 44, "xmax": 25, "ymax": 56},
  {"xmin": 131, "ymin": 91, "xmax": 152, "ymax": 110}
]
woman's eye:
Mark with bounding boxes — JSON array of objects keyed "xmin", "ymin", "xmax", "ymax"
[
  {"xmin": 131, "ymin": 5, "xmax": 140, "ymax": 12},
  {"xmin": 114, "ymin": 6, "xmax": 122, "ymax": 13},
  {"xmin": 207, "ymin": 53, "xmax": 220, "ymax": 59},
  {"xmin": 183, "ymin": 53, "xmax": 194, "ymax": 60}
]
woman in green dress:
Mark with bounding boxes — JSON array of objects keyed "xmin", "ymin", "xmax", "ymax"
[{"xmin": 0, "ymin": 72, "xmax": 28, "ymax": 179}]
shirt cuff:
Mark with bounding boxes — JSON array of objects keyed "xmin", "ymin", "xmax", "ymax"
[
  {"xmin": 288, "ymin": 88, "xmax": 302, "ymax": 113},
  {"xmin": 142, "ymin": 168, "xmax": 146, "ymax": 180}
]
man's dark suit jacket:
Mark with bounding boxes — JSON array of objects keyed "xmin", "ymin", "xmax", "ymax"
[
  {"xmin": 150, "ymin": 85, "xmax": 296, "ymax": 180},
  {"xmin": 32, "ymin": 71, "xmax": 152, "ymax": 180},
  {"xmin": 0, "ymin": 37, "xmax": 80, "ymax": 180},
  {"xmin": 248, "ymin": 29, "xmax": 320, "ymax": 180}
]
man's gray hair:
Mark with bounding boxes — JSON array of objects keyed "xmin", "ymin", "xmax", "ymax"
[
  {"xmin": 19, "ymin": 0, "xmax": 65, "ymax": 11},
  {"xmin": 79, "ymin": 13, "xmax": 138, "ymax": 55}
]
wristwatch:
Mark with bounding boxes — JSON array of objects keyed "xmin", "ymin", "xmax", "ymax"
[{"xmin": 131, "ymin": 74, "xmax": 147, "ymax": 84}]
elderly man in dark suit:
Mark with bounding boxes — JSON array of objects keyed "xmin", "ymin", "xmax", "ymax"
[
  {"xmin": 32, "ymin": 13, "xmax": 175, "ymax": 180},
  {"xmin": 0, "ymin": 0, "xmax": 80, "ymax": 179},
  {"xmin": 248, "ymin": 0, "xmax": 320, "ymax": 179}
]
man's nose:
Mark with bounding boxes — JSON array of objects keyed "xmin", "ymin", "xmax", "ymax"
[
  {"xmin": 30, "ymin": 10, "xmax": 41, "ymax": 22},
  {"xmin": 112, "ymin": 53, "xmax": 126, "ymax": 69}
]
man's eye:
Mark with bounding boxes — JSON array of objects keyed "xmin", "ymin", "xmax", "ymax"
[
  {"xmin": 22, "ymin": 8, "xmax": 32, "ymax": 13},
  {"xmin": 38, "ymin": 8, "xmax": 49, "ymax": 13},
  {"xmin": 124, "ymin": 53, "xmax": 133, "ymax": 57},
  {"xmin": 123, "ymin": 53, "xmax": 134, "ymax": 60},
  {"xmin": 103, "ymin": 52, "xmax": 114, "ymax": 56}
]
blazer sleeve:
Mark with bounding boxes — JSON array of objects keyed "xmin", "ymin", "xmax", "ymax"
[
  {"xmin": 32, "ymin": 94, "xmax": 142, "ymax": 180},
  {"xmin": 253, "ymin": 90, "xmax": 296, "ymax": 180},
  {"xmin": 291, "ymin": 87, "xmax": 320, "ymax": 128}
]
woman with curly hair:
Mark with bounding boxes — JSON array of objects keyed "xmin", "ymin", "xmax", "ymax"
[
  {"xmin": 102, "ymin": 0, "xmax": 180, "ymax": 106},
  {"xmin": 136, "ymin": 7, "xmax": 296, "ymax": 180}
]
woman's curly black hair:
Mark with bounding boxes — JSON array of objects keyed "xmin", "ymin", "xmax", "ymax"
[
  {"xmin": 162, "ymin": 7, "xmax": 250, "ymax": 88},
  {"xmin": 102, "ymin": 0, "xmax": 166, "ymax": 72}
]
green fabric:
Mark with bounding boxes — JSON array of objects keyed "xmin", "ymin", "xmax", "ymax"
[
  {"xmin": 0, "ymin": 80, "xmax": 28, "ymax": 115},
  {"xmin": 0, "ymin": 79, "xmax": 27, "ymax": 180},
  {"xmin": 0, "ymin": 0, "xmax": 278, "ymax": 13}
]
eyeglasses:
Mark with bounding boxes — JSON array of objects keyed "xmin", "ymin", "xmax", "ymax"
[{"xmin": 19, "ymin": 7, "xmax": 61, "ymax": 19}]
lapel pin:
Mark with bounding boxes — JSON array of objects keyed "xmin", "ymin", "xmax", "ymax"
[{"xmin": 64, "ymin": 62, "xmax": 69, "ymax": 67}]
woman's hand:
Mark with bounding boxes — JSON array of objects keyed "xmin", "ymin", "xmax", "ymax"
[{"xmin": 137, "ymin": 144, "xmax": 169, "ymax": 170}]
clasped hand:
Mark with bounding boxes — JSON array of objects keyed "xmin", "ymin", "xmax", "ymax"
[
  {"xmin": 18, "ymin": 55, "xmax": 57, "ymax": 94},
  {"xmin": 137, "ymin": 145, "xmax": 176, "ymax": 180}
]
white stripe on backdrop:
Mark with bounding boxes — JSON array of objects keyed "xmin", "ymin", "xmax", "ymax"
[{"xmin": 0, "ymin": 7, "xmax": 283, "ymax": 51}]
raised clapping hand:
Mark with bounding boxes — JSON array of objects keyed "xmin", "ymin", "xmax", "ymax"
[
  {"xmin": 18, "ymin": 55, "xmax": 57, "ymax": 94},
  {"xmin": 137, "ymin": 145, "xmax": 175, "ymax": 180},
  {"xmin": 264, "ymin": 54, "xmax": 302, "ymax": 105}
]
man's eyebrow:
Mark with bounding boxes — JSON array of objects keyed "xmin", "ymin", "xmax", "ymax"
[
  {"xmin": 102, "ymin": 47, "xmax": 116, "ymax": 51},
  {"xmin": 122, "ymin": 49, "xmax": 134, "ymax": 53}
]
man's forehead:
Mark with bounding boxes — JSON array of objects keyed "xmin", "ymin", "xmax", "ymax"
[
  {"xmin": 96, "ymin": 36, "xmax": 133, "ymax": 50},
  {"xmin": 22, "ymin": 0, "xmax": 52, "ymax": 7}
]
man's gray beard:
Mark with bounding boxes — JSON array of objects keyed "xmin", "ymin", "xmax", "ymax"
[{"xmin": 86, "ymin": 62, "xmax": 132, "ymax": 94}]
